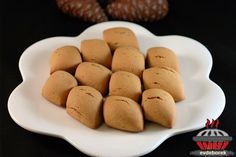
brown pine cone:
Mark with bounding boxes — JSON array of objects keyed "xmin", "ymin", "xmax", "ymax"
[
  {"xmin": 106, "ymin": 0, "xmax": 169, "ymax": 22},
  {"xmin": 56, "ymin": 0, "xmax": 108, "ymax": 23}
]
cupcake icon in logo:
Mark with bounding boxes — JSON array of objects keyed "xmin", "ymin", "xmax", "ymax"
[{"xmin": 190, "ymin": 119, "xmax": 234, "ymax": 156}]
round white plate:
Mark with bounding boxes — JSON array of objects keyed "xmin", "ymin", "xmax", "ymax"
[{"xmin": 8, "ymin": 21, "xmax": 225, "ymax": 157}]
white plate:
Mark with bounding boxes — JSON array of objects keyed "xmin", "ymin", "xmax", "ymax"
[{"xmin": 8, "ymin": 21, "xmax": 225, "ymax": 157}]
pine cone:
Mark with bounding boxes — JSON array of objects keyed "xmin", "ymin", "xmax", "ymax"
[
  {"xmin": 56, "ymin": 0, "xmax": 108, "ymax": 23},
  {"xmin": 106, "ymin": 0, "xmax": 169, "ymax": 22}
]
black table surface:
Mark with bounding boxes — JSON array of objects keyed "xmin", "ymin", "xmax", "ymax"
[{"xmin": 1, "ymin": 0, "xmax": 236, "ymax": 156}]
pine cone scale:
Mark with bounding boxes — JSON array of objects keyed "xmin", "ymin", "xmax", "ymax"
[
  {"xmin": 56, "ymin": 0, "xmax": 108, "ymax": 23},
  {"xmin": 56, "ymin": 0, "xmax": 168, "ymax": 23},
  {"xmin": 107, "ymin": 0, "xmax": 168, "ymax": 22}
]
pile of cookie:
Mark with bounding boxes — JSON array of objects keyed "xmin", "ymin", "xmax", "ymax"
[{"xmin": 42, "ymin": 27, "xmax": 185, "ymax": 132}]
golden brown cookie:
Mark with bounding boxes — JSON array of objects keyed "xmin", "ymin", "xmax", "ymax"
[
  {"xmin": 112, "ymin": 46, "xmax": 145, "ymax": 77},
  {"xmin": 103, "ymin": 96, "xmax": 144, "ymax": 132},
  {"xmin": 146, "ymin": 47, "xmax": 180, "ymax": 72},
  {"xmin": 142, "ymin": 88, "xmax": 176, "ymax": 128},
  {"xmin": 75, "ymin": 62, "xmax": 111, "ymax": 95},
  {"xmin": 42, "ymin": 70, "xmax": 78, "ymax": 107},
  {"xmin": 103, "ymin": 27, "xmax": 139, "ymax": 51},
  {"xmin": 142, "ymin": 66, "xmax": 185, "ymax": 101},
  {"xmin": 109, "ymin": 71, "xmax": 142, "ymax": 102},
  {"xmin": 50, "ymin": 46, "xmax": 82, "ymax": 74},
  {"xmin": 66, "ymin": 86, "xmax": 103, "ymax": 129},
  {"xmin": 80, "ymin": 39, "xmax": 112, "ymax": 68}
]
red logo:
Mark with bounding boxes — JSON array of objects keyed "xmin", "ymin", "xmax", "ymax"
[{"xmin": 190, "ymin": 119, "xmax": 234, "ymax": 156}]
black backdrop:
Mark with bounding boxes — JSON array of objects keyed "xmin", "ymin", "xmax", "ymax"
[{"xmin": 1, "ymin": 0, "xmax": 236, "ymax": 156}]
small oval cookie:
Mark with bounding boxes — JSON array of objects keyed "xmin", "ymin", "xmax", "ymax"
[
  {"xmin": 66, "ymin": 86, "xmax": 103, "ymax": 129},
  {"xmin": 50, "ymin": 46, "xmax": 82, "ymax": 74},
  {"xmin": 103, "ymin": 96, "xmax": 144, "ymax": 132},
  {"xmin": 142, "ymin": 88, "xmax": 176, "ymax": 128},
  {"xmin": 103, "ymin": 27, "xmax": 139, "ymax": 51},
  {"xmin": 42, "ymin": 71, "xmax": 78, "ymax": 107},
  {"xmin": 109, "ymin": 71, "xmax": 142, "ymax": 102},
  {"xmin": 146, "ymin": 47, "xmax": 180, "ymax": 72},
  {"xmin": 80, "ymin": 39, "xmax": 112, "ymax": 68},
  {"xmin": 143, "ymin": 66, "xmax": 185, "ymax": 101},
  {"xmin": 75, "ymin": 62, "xmax": 111, "ymax": 95},
  {"xmin": 112, "ymin": 46, "xmax": 145, "ymax": 77}
]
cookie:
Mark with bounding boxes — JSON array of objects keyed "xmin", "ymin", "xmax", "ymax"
[
  {"xmin": 66, "ymin": 86, "xmax": 103, "ymax": 129},
  {"xmin": 42, "ymin": 70, "xmax": 78, "ymax": 107},
  {"xmin": 142, "ymin": 66, "xmax": 185, "ymax": 101},
  {"xmin": 142, "ymin": 88, "xmax": 176, "ymax": 128},
  {"xmin": 80, "ymin": 39, "xmax": 112, "ymax": 68},
  {"xmin": 146, "ymin": 47, "xmax": 180, "ymax": 72},
  {"xmin": 112, "ymin": 46, "xmax": 145, "ymax": 77},
  {"xmin": 103, "ymin": 96, "xmax": 144, "ymax": 132},
  {"xmin": 109, "ymin": 71, "xmax": 142, "ymax": 102},
  {"xmin": 50, "ymin": 46, "xmax": 82, "ymax": 74},
  {"xmin": 75, "ymin": 62, "xmax": 111, "ymax": 95},
  {"xmin": 103, "ymin": 27, "xmax": 139, "ymax": 51}
]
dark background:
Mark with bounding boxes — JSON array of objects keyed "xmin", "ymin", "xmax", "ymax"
[{"xmin": 1, "ymin": 0, "xmax": 236, "ymax": 156}]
